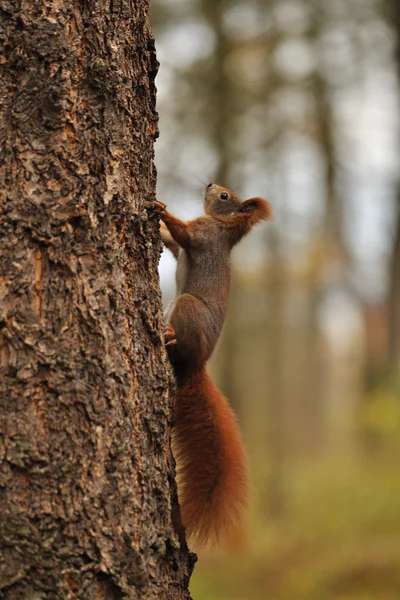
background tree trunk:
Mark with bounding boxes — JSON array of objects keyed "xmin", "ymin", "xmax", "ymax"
[
  {"xmin": 389, "ymin": 207, "xmax": 400, "ymax": 375},
  {"xmin": 202, "ymin": 0, "xmax": 241, "ymax": 414},
  {"xmin": 389, "ymin": 0, "xmax": 400, "ymax": 378},
  {"xmin": 0, "ymin": 1, "xmax": 194, "ymax": 598}
]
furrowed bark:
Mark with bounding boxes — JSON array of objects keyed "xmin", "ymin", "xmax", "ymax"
[{"xmin": 0, "ymin": 1, "xmax": 194, "ymax": 598}]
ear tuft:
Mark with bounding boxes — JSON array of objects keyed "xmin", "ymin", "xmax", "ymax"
[{"xmin": 239, "ymin": 197, "xmax": 273, "ymax": 221}]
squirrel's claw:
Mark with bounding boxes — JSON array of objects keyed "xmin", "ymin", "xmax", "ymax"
[
  {"xmin": 154, "ymin": 200, "xmax": 167, "ymax": 212},
  {"xmin": 166, "ymin": 339, "xmax": 177, "ymax": 347},
  {"xmin": 164, "ymin": 323, "xmax": 177, "ymax": 346}
]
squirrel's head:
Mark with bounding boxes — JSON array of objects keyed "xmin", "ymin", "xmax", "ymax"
[{"xmin": 203, "ymin": 184, "xmax": 242, "ymax": 217}]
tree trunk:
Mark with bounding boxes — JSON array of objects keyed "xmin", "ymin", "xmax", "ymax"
[
  {"xmin": 202, "ymin": 0, "xmax": 241, "ymax": 413},
  {"xmin": 388, "ymin": 0, "xmax": 400, "ymax": 377},
  {"xmin": 264, "ymin": 230, "xmax": 286, "ymax": 520},
  {"xmin": 389, "ymin": 202, "xmax": 400, "ymax": 376},
  {"xmin": 0, "ymin": 2, "xmax": 194, "ymax": 598}
]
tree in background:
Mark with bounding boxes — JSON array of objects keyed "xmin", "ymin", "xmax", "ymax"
[
  {"xmin": 0, "ymin": 1, "xmax": 193, "ymax": 597},
  {"xmin": 389, "ymin": 0, "xmax": 400, "ymax": 380}
]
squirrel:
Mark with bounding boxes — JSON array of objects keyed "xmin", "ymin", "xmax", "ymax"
[{"xmin": 154, "ymin": 183, "xmax": 273, "ymax": 547}]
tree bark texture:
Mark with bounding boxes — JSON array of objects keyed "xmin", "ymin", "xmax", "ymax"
[{"xmin": 0, "ymin": 1, "xmax": 194, "ymax": 598}]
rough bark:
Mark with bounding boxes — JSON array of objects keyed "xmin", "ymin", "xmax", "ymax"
[{"xmin": 0, "ymin": 1, "xmax": 194, "ymax": 598}]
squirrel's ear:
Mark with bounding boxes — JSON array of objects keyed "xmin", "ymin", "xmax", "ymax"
[{"xmin": 239, "ymin": 197, "xmax": 273, "ymax": 220}]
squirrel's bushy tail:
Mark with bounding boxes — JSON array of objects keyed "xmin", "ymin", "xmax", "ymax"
[{"xmin": 173, "ymin": 368, "xmax": 249, "ymax": 547}]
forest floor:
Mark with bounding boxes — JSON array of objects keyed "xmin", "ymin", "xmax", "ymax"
[{"xmin": 190, "ymin": 453, "xmax": 400, "ymax": 600}]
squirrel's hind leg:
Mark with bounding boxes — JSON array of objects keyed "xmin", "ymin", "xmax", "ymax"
[{"xmin": 167, "ymin": 293, "xmax": 213, "ymax": 371}]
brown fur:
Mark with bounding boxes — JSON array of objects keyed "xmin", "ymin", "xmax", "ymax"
[
  {"xmin": 173, "ymin": 368, "xmax": 248, "ymax": 546},
  {"xmin": 156, "ymin": 184, "xmax": 273, "ymax": 546},
  {"xmin": 160, "ymin": 222, "xmax": 180, "ymax": 259}
]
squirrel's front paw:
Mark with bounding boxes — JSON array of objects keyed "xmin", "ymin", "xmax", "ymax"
[
  {"xmin": 154, "ymin": 200, "xmax": 167, "ymax": 213},
  {"xmin": 164, "ymin": 323, "xmax": 177, "ymax": 347}
]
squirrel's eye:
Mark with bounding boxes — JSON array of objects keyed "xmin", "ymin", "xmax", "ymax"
[{"xmin": 220, "ymin": 192, "xmax": 228, "ymax": 200}]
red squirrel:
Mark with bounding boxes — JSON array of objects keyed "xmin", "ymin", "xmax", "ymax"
[{"xmin": 155, "ymin": 184, "xmax": 273, "ymax": 547}]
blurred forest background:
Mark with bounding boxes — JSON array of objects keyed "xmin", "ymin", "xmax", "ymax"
[{"xmin": 151, "ymin": 0, "xmax": 400, "ymax": 598}]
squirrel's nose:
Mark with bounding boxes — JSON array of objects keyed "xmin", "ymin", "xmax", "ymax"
[{"xmin": 206, "ymin": 183, "xmax": 213, "ymax": 189}]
